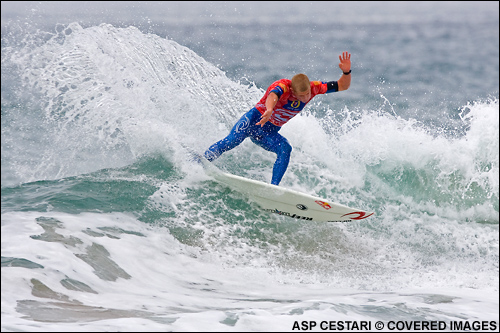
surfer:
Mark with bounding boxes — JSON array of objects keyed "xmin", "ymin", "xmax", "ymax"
[{"xmin": 203, "ymin": 52, "xmax": 351, "ymax": 185}]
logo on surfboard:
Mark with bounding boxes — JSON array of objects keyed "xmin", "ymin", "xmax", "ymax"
[
  {"xmin": 315, "ymin": 200, "xmax": 332, "ymax": 210},
  {"xmin": 264, "ymin": 208, "xmax": 313, "ymax": 221},
  {"xmin": 341, "ymin": 211, "xmax": 374, "ymax": 220},
  {"xmin": 296, "ymin": 204, "xmax": 308, "ymax": 211}
]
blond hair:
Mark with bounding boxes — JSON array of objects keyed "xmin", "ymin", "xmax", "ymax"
[{"xmin": 291, "ymin": 73, "xmax": 310, "ymax": 93}]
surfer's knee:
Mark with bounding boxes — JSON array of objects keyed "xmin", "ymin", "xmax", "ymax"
[{"xmin": 279, "ymin": 141, "xmax": 292, "ymax": 157}]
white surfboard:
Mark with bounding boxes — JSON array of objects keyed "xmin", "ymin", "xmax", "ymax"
[{"xmin": 200, "ymin": 158, "xmax": 374, "ymax": 222}]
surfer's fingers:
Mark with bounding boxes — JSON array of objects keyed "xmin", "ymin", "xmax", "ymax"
[{"xmin": 256, "ymin": 119, "xmax": 267, "ymax": 127}]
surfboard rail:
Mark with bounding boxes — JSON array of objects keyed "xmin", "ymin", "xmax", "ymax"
[{"xmin": 201, "ymin": 157, "xmax": 374, "ymax": 222}]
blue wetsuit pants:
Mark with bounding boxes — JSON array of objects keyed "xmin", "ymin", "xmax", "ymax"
[{"xmin": 204, "ymin": 108, "xmax": 292, "ymax": 185}]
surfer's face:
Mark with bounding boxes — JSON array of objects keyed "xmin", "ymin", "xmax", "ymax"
[{"xmin": 293, "ymin": 88, "xmax": 311, "ymax": 103}]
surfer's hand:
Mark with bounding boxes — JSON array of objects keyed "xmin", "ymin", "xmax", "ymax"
[
  {"xmin": 338, "ymin": 52, "xmax": 351, "ymax": 73},
  {"xmin": 256, "ymin": 110, "xmax": 272, "ymax": 126}
]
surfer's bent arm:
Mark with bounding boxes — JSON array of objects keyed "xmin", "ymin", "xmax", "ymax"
[{"xmin": 256, "ymin": 92, "xmax": 278, "ymax": 126}]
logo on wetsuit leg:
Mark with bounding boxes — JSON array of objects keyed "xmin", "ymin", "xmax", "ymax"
[{"xmin": 235, "ymin": 115, "xmax": 250, "ymax": 133}]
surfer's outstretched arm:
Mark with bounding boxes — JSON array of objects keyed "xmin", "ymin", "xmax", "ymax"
[{"xmin": 337, "ymin": 51, "xmax": 351, "ymax": 91}]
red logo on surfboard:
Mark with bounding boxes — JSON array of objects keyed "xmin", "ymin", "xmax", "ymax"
[
  {"xmin": 341, "ymin": 211, "xmax": 374, "ymax": 220},
  {"xmin": 315, "ymin": 200, "xmax": 332, "ymax": 210}
]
